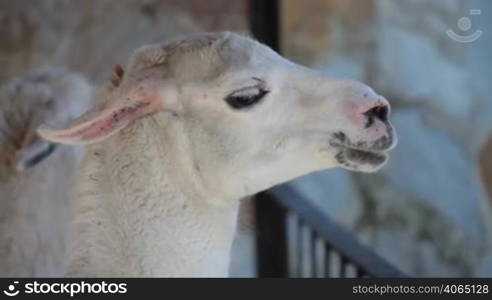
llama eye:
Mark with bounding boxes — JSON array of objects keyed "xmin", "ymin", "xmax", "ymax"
[{"xmin": 225, "ymin": 86, "xmax": 269, "ymax": 109}]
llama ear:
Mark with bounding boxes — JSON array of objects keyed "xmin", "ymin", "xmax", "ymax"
[
  {"xmin": 38, "ymin": 45, "xmax": 173, "ymax": 146},
  {"xmin": 37, "ymin": 92, "xmax": 163, "ymax": 145},
  {"xmin": 109, "ymin": 64, "xmax": 125, "ymax": 89}
]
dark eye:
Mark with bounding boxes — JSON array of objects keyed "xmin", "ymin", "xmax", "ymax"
[{"xmin": 225, "ymin": 86, "xmax": 269, "ymax": 109}]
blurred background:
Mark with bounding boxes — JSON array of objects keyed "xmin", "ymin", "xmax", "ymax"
[{"xmin": 1, "ymin": 0, "xmax": 491, "ymax": 277}]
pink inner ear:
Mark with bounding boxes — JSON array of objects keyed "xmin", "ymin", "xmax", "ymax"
[
  {"xmin": 72, "ymin": 99, "xmax": 152, "ymax": 141},
  {"xmin": 38, "ymin": 93, "xmax": 161, "ymax": 145}
]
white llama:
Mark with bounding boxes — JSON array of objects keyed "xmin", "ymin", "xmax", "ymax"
[
  {"xmin": 39, "ymin": 32, "xmax": 396, "ymax": 277},
  {"xmin": 0, "ymin": 67, "xmax": 92, "ymax": 276}
]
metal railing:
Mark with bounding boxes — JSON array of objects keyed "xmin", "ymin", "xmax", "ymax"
[{"xmin": 255, "ymin": 184, "xmax": 407, "ymax": 278}]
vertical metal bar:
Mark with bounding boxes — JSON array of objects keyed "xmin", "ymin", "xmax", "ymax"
[
  {"xmin": 356, "ymin": 267, "xmax": 367, "ymax": 278},
  {"xmin": 324, "ymin": 244, "xmax": 332, "ymax": 277},
  {"xmin": 254, "ymin": 192, "xmax": 288, "ymax": 277},
  {"xmin": 249, "ymin": 0, "xmax": 280, "ymax": 52},
  {"xmin": 340, "ymin": 256, "xmax": 348, "ymax": 278}
]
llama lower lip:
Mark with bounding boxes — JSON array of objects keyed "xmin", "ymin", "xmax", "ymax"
[
  {"xmin": 335, "ymin": 146, "xmax": 387, "ymax": 167},
  {"xmin": 344, "ymin": 148, "xmax": 387, "ymax": 165}
]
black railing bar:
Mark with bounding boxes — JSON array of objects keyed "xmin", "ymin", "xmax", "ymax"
[
  {"xmin": 340, "ymin": 255, "xmax": 348, "ymax": 278},
  {"xmin": 265, "ymin": 184, "xmax": 407, "ymax": 278},
  {"xmin": 254, "ymin": 191, "xmax": 289, "ymax": 277},
  {"xmin": 357, "ymin": 268, "xmax": 367, "ymax": 278},
  {"xmin": 324, "ymin": 245, "xmax": 332, "ymax": 277}
]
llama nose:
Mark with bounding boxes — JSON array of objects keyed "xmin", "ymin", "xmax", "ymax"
[{"xmin": 362, "ymin": 99, "xmax": 390, "ymax": 128}]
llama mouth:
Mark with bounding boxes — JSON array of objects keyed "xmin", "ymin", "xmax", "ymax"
[
  {"xmin": 338, "ymin": 147, "xmax": 387, "ymax": 165},
  {"xmin": 331, "ymin": 142, "xmax": 388, "ymax": 170}
]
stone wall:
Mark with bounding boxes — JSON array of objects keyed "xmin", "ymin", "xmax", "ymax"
[{"xmin": 283, "ymin": 0, "xmax": 492, "ymax": 276}]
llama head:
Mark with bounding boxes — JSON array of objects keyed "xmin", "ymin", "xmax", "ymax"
[{"xmin": 38, "ymin": 32, "xmax": 396, "ymax": 199}]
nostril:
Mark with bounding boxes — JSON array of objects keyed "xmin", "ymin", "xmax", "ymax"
[
  {"xmin": 374, "ymin": 105, "xmax": 389, "ymax": 121},
  {"xmin": 364, "ymin": 105, "xmax": 389, "ymax": 125}
]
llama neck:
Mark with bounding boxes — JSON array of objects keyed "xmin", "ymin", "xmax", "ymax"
[{"xmin": 70, "ymin": 116, "xmax": 240, "ymax": 277}]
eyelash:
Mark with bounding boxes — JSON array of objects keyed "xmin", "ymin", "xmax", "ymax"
[{"xmin": 225, "ymin": 84, "xmax": 270, "ymax": 110}]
